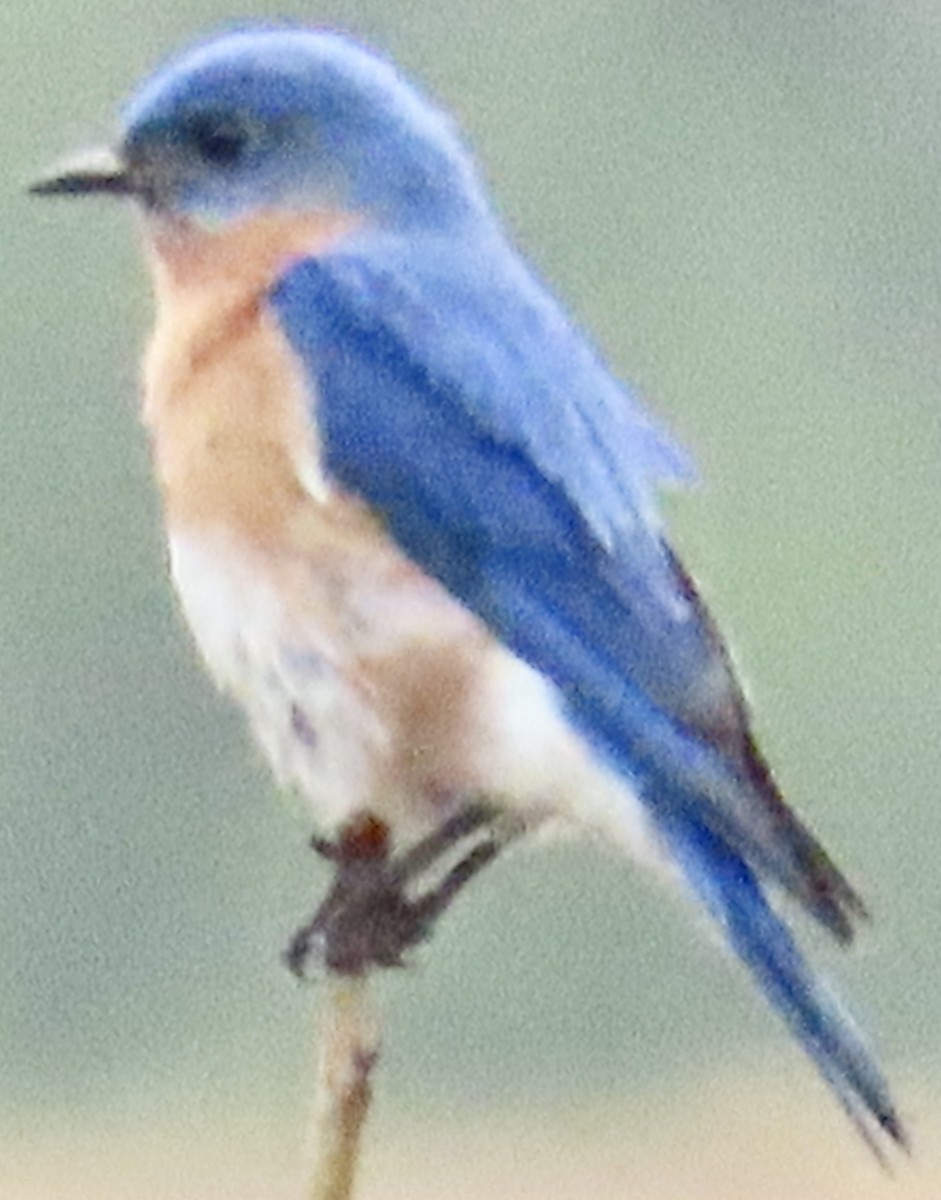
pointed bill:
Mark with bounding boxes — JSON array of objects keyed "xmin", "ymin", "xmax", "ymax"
[{"xmin": 29, "ymin": 147, "xmax": 134, "ymax": 198}]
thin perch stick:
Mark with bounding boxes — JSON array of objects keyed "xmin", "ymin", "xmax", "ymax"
[{"xmin": 307, "ymin": 974, "xmax": 380, "ymax": 1200}]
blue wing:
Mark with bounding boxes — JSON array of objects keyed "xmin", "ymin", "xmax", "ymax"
[
  {"xmin": 272, "ymin": 227, "xmax": 856, "ymax": 931},
  {"xmin": 271, "ymin": 228, "xmax": 903, "ymax": 1150}
]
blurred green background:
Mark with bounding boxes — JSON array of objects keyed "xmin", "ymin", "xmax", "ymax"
[{"xmin": 4, "ymin": 0, "xmax": 941, "ymax": 1196}]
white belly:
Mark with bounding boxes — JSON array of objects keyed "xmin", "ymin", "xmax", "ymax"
[
  {"xmin": 169, "ymin": 525, "xmax": 407, "ymax": 831},
  {"xmin": 168, "ymin": 525, "xmax": 658, "ymax": 860}
]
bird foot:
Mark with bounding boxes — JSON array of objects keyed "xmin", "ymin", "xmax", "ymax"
[{"xmin": 285, "ymin": 803, "xmax": 508, "ymax": 978}]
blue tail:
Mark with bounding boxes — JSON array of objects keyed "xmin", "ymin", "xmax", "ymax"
[{"xmin": 664, "ymin": 812, "xmax": 907, "ymax": 1159}]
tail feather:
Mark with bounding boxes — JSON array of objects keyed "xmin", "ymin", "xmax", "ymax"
[{"xmin": 663, "ymin": 812, "xmax": 908, "ymax": 1159}]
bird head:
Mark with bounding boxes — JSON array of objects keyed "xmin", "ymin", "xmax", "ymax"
[{"xmin": 31, "ymin": 28, "xmax": 489, "ymax": 232}]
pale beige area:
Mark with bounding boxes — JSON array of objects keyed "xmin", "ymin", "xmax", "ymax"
[{"xmin": 5, "ymin": 1070, "xmax": 934, "ymax": 1200}]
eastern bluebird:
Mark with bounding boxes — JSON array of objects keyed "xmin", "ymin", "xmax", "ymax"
[{"xmin": 32, "ymin": 27, "xmax": 906, "ymax": 1155}]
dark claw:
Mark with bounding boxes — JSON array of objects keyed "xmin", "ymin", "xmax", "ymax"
[
  {"xmin": 405, "ymin": 837, "xmax": 502, "ymax": 928},
  {"xmin": 286, "ymin": 804, "xmax": 509, "ymax": 979},
  {"xmin": 392, "ymin": 802, "xmax": 499, "ymax": 879},
  {"xmin": 309, "ymin": 834, "xmax": 339, "ymax": 862}
]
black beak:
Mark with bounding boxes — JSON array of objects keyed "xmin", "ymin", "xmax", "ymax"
[{"xmin": 29, "ymin": 148, "xmax": 136, "ymax": 198}]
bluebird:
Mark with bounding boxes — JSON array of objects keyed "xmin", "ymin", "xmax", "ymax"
[{"xmin": 31, "ymin": 27, "xmax": 906, "ymax": 1155}]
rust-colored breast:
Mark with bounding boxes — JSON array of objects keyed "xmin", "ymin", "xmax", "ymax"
[
  {"xmin": 141, "ymin": 209, "xmax": 376, "ymax": 551},
  {"xmin": 139, "ymin": 210, "xmax": 493, "ymax": 826}
]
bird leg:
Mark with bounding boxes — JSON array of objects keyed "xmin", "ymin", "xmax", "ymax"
[{"xmin": 285, "ymin": 802, "xmax": 512, "ymax": 978}]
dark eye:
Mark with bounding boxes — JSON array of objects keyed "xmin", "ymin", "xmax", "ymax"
[{"xmin": 187, "ymin": 114, "xmax": 250, "ymax": 167}]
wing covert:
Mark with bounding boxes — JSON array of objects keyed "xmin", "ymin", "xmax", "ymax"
[{"xmin": 270, "ymin": 231, "xmax": 862, "ymax": 940}]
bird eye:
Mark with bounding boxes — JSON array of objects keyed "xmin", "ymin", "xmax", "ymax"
[{"xmin": 187, "ymin": 114, "xmax": 250, "ymax": 167}]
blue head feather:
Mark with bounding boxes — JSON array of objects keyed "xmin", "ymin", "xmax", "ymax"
[{"xmin": 119, "ymin": 28, "xmax": 491, "ymax": 228}]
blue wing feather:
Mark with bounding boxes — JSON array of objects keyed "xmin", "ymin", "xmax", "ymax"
[
  {"xmin": 271, "ymin": 231, "xmax": 903, "ymax": 1151},
  {"xmin": 272, "ymin": 231, "xmax": 858, "ymax": 931},
  {"xmin": 274, "ymin": 230, "xmax": 727, "ymax": 712}
]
